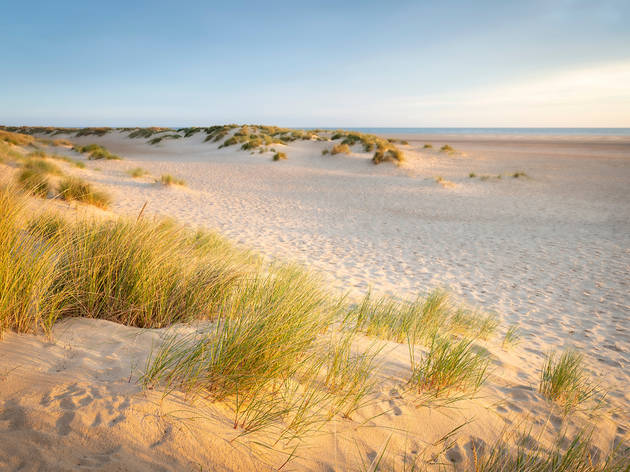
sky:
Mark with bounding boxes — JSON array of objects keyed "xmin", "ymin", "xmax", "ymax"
[{"xmin": 1, "ymin": 0, "xmax": 629, "ymax": 127}]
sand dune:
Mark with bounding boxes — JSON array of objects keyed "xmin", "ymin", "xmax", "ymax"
[{"xmin": 0, "ymin": 128, "xmax": 628, "ymax": 470}]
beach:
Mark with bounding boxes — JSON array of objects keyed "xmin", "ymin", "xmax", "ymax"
[{"xmin": 0, "ymin": 128, "xmax": 628, "ymax": 470}]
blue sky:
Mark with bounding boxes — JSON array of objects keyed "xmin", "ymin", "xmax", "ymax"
[{"xmin": 1, "ymin": 0, "xmax": 629, "ymax": 127}]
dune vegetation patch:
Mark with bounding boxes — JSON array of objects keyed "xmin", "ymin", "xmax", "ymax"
[
  {"xmin": 539, "ymin": 350, "xmax": 600, "ymax": 413},
  {"xmin": 159, "ymin": 174, "xmax": 186, "ymax": 186},
  {"xmin": 74, "ymin": 143, "xmax": 122, "ymax": 160},
  {"xmin": 272, "ymin": 151, "xmax": 287, "ymax": 161},
  {"xmin": 58, "ymin": 177, "xmax": 111, "ymax": 208},
  {"xmin": 0, "ymin": 186, "xmax": 626, "ymax": 469},
  {"xmin": 127, "ymin": 167, "xmax": 147, "ymax": 178},
  {"xmin": 148, "ymin": 134, "xmax": 182, "ymax": 145},
  {"xmin": 326, "ymin": 130, "xmax": 405, "ymax": 165}
]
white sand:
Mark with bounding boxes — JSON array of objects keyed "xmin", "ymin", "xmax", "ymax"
[{"xmin": 0, "ymin": 130, "xmax": 628, "ymax": 470}]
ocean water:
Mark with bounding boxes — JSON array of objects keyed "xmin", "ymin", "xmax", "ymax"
[{"xmin": 318, "ymin": 128, "xmax": 630, "ymax": 136}]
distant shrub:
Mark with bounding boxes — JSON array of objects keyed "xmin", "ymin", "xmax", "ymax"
[
  {"xmin": 273, "ymin": 152, "xmax": 287, "ymax": 161},
  {"xmin": 512, "ymin": 171, "xmax": 528, "ymax": 178},
  {"xmin": 77, "ymin": 144, "xmax": 121, "ymax": 160},
  {"xmin": 52, "ymin": 139, "xmax": 73, "ymax": 147},
  {"xmin": 127, "ymin": 167, "xmax": 147, "ymax": 178},
  {"xmin": 440, "ymin": 144, "xmax": 454, "ymax": 152},
  {"xmin": 159, "ymin": 174, "xmax": 186, "ymax": 186},
  {"xmin": 322, "ymin": 149, "xmax": 329, "ymax": 155},
  {"xmin": 372, "ymin": 148, "xmax": 404, "ymax": 165},
  {"xmin": 469, "ymin": 172, "xmax": 476, "ymax": 178},
  {"xmin": 331, "ymin": 143, "xmax": 351, "ymax": 155},
  {"xmin": 423, "ymin": 144, "xmax": 433, "ymax": 149}
]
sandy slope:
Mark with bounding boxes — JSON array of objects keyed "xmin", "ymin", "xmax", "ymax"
[{"xmin": 0, "ymin": 130, "xmax": 628, "ymax": 470}]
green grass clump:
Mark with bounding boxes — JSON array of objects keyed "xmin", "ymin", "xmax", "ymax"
[
  {"xmin": 372, "ymin": 148, "xmax": 404, "ymax": 165},
  {"xmin": 0, "ymin": 188, "xmax": 63, "ymax": 334},
  {"xmin": 449, "ymin": 309, "xmax": 499, "ymax": 340},
  {"xmin": 159, "ymin": 174, "xmax": 186, "ymax": 186},
  {"xmin": 17, "ymin": 168, "xmax": 51, "ymax": 197},
  {"xmin": 49, "ymin": 154, "xmax": 85, "ymax": 168},
  {"xmin": 409, "ymin": 335, "xmax": 489, "ymax": 397},
  {"xmin": 502, "ymin": 324, "xmax": 521, "ymax": 349},
  {"xmin": 321, "ymin": 149, "xmax": 329, "ymax": 155},
  {"xmin": 273, "ymin": 152, "xmax": 287, "ymax": 161},
  {"xmin": 423, "ymin": 144, "xmax": 433, "ymax": 149},
  {"xmin": 440, "ymin": 144, "xmax": 454, "ymax": 152},
  {"xmin": 76, "ymin": 143, "xmax": 121, "ymax": 160},
  {"xmin": 347, "ymin": 290, "xmax": 452, "ymax": 345},
  {"xmin": 539, "ymin": 350, "xmax": 599, "ymax": 413},
  {"xmin": 469, "ymin": 172, "xmax": 476, "ymax": 178},
  {"xmin": 512, "ymin": 171, "xmax": 528, "ymax": 178},
  {"xmin": 476, "ymin": 430, "xmax": 630, "ymax": 472},
  {"xmin": 56, "ymin": 219, "xmax": 242, "ymax": 327},
  {"xmin": 0, "ymin": 129, "xmax": 36, "ymax": 146},
  {"xmin": 58, "ymin": 177, "xmax": 111, "ymax": 208},
  {"xmin": 75, "ymin": 127, "xmax": 111, "ymax": 137},
  {"xmin": 127, "ymin": 127, "xmax": 172, "ymax": 139},
  {"xmin": 331, "ymin": 143, "xmax": 351, "ymax": 155},
  {"xmin": 23, "ymin": 156, "xmax": 62, "ymax": 175},
  {"xmin": 127, "ymin": 167, "xmax": 147, "ymax": 178},
  {"xmin": 148, "ymin": 134, "xmax": 182, "ymax": 145},
  {"xmin": 27, "ymin": 212, "xmax": 68, "ymax": 240}
]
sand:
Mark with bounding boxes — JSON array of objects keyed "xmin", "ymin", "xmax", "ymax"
[{"xmin": 0, "ymin": 129, "xmax": 628, "ymax": 470}]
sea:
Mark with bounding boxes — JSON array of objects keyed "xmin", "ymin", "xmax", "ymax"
[{"xmin": 315, "ymin": 128, "xmax": 630, "ymax": 136}]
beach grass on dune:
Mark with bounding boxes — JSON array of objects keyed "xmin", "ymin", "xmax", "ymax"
[
  {"xmin": 475, "ymin": 429, "xmax": 630, "ymax": 472},
  {"xmin": 58, "ymin": 177, "xmax": 111, "ymax": 208},
  {"xmin": 409, "ymin": 334, "xmax": 490, "ymax": 397},
  {"xmin": 75, "ymin": 143, "xmax": 122, "ymax": 160},
  {"xmin": 539, "ymin": 350, "xmax": 600, "ymax": 413},
  {"xmin": 159, "ymin": 174, "xmax": 186, "ymax": 186},
  {"xmin": 273, "ymin": 151, "xmax": 287, "ymax": 161},
  {"xmin": 0, "ymin": 190, "xmax": 63, "ymax": 334},
  {"xmin": 127, "ymin": 167, "xmax": 147, "ymax": 178},
  {"xmin": 502, "ymin": 324, "xmax": 521, "ymax": 349},
  {"xmin": 17, "ymin": 168, "xmax": 51, "ymax": 197}
]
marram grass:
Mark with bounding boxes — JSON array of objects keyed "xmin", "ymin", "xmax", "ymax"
[{"xmin": 539, "ymin": 350, "xmax": 600, "ymax": 413}]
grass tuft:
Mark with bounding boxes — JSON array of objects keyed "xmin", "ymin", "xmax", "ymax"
[
  {"xmin": 331, "ymin": 143, "xmax": 351, "ymax": 155},
  {"xmin": 58, "ymin": 177, "xmax": 111, "ymax": 208},
  {"xmin": 273, "ymin": 152, "xmax": 287, "ymax": 161},
  {"xmin": 159, "ymin": 174, "xmax": 186, "ymax": 186},
  {"xmin": 127, "ymin": 167, "xmax": 147, "ymax": 178},
  {"xmin": 539, "ymin": 350, "xmax": 599, "ymax": 413},
  {"xmin": 409, "ymin": 335, "xmax": 489, "ymax": 397}
]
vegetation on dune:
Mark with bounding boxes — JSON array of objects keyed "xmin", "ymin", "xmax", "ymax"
[
  {"xmin": 409, "ymin": 335, "xmax": 489, "ymax": 397},
  {"xmin": 159, "ymin": 174, "xmax": 186, "ymax": 186},
  {"xmin": 325, "ymin": 130, "xmax": 405, "ymax": 165},
  {"xmin": 440, "ymin": 144, "xmax": 455, "ymax": 152},
  {"xmin": 0, "ymin": 129, "xmax": 36, "ymax": 146},
  {"xmin": 273, "ymin": 151, "xmax": 287, "ymax": 161},
  {"xmin": 330, "ymin": 143, "xmax": 351, "ymax": 155},
  {"xmin": 75, "ymin": 127, "xmax": 111, "ymax": 137},
  {"xmin": 0, "ymin": 186, "xmax": 624, "ymax": 469},
  {"xmin": 539, "ymin": 350, "xmax": 600, "ymax": 413},
  {"xmin": 127, "ymin": 127, "xmax": 173, "ymax": 139},
  {"xmin": 148, "ymin": 133, "xmax": 182, "ymax": 145},
  {"xmin": 423, "ymin": 143, "xmax": 433, "ymax": 149},
  {"xmin": 58, "ymin": 177, "xmax": 111, "ymax": 208},
  {"xmin": 17, "ymin": 168, "xmax": 51, "ymax": 197},
  {"xmin": 75, "ymin": 143, "xmax": 121, "ymax": 160},
  {"xmin": 127, "ymin": 167, "xmax": 147, "ymax": 178}
]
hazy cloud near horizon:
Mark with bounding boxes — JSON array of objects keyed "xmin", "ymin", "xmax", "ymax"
[{"xmin": 1, "ymin": 0, "xmax": 628, "ymax": 126}]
